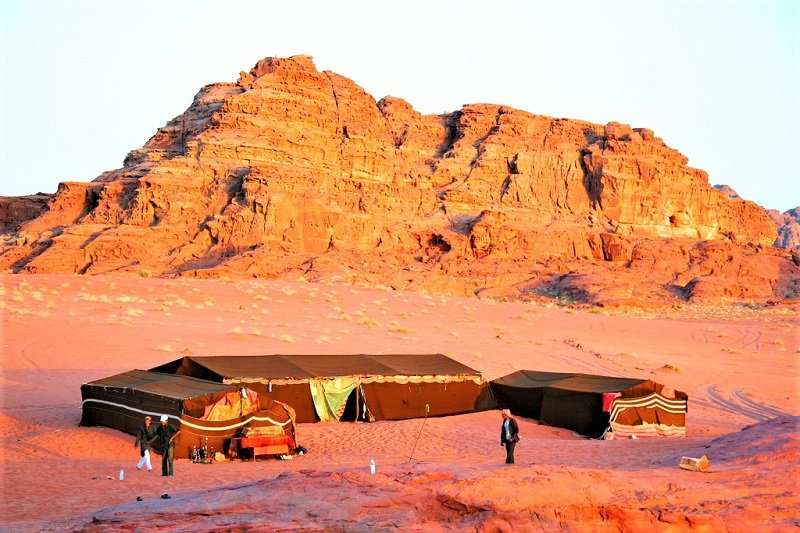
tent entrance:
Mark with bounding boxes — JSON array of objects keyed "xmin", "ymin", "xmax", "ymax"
[{"xmin": 309, "ymin": 377, "xmax": 361, "ymax": 422}]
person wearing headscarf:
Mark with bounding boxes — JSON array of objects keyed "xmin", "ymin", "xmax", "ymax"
[
  {"xmin": 500, "ymin": 409, "xmax": 520, "ymax": 464},
  {"xmin": 149, "ymin": 415, "xmax": 182, "ymax": 476}
]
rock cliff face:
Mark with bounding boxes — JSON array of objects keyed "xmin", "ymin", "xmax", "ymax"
[
  {"xmin": 768, "ymin": 208, "xmax": 800, "ymax": 251},
  {"xmin": 715, "ymin": 184, "xmax": 799, "ymax": 251},
  {"xmin": 1, "ymin": 56, "xmax": 797, "ymax": 307},
  {"xmin": 0, "ymin": 194, "xmax": 50, "ymax": 233}
]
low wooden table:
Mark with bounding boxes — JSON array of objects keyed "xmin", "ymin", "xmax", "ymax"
[{"xmin": 230, "ymin": 435, "xmax": 294, "ymax": 459}]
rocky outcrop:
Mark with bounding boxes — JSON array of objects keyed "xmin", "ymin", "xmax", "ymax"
[
  {"xmin": 768, "ymin": 208, "xmax": 800, "ymax": 251},
  {"xmin": 0, "ymin": 194, "xmax": 51, "ymax": 234},
  {"xmin": 715, "ymin": 184, "xmax": 799, "ymax": 251},
  {"xmin": 1, "ymin": 55, "xmax": 796, "ymax": 307}
]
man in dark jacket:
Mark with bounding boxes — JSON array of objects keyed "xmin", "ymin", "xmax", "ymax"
[
  {"xmin": 150, "ymin": 415, "xmax": 182, "ymax": 476},
  {"xmin": 500, "ymin": 409, "xmax": 520, "ymax": 464},
  {"xmin": 134, "ymin": 415, "xmax": 156, "ymax": 471}
]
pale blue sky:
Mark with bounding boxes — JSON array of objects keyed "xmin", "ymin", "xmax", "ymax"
[{"xmin": 2, "ymin": 0, "xmax": 798, "ymax": 211}]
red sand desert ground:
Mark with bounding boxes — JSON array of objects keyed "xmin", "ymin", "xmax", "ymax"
[{"xmin": 1, "ymin": 274, "xmax": 798, "ymax": 531}]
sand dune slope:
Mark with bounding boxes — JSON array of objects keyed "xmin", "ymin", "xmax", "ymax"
[{"xmin": 1, "ymin": 274, "xmax": 798, "ymax": 531}]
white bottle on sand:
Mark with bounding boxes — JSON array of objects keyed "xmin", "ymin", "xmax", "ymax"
[
  {"xmin": 119, "ymin": 468, "xmax": 124, "ymax": 481},
  {"xmin": 369, "ymin": 457, "xmax": 375, "ymax": 475}
]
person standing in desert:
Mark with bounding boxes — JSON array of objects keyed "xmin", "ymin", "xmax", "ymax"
[
  {"xmin": 134, "ymin": 415, "xmax": 156, "ymax": 472},
  {"xmin": 500, "ymin": 409, "xmax": 520, "ymax": 464},
  {"xmin": 150, "ymin": 415, "xmax": 182, "ymax": 476}
]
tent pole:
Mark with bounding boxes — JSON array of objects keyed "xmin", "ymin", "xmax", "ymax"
[
  {"xmin": 408, "ymin": 403, "xmax": 430, "ymax": 462},
  {"xmin": 355, "ymin": 385, "xmax": 360, "ymax": 421}
]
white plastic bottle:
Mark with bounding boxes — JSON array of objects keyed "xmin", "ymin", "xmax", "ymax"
[
  {"xmin": 369, "ymin": 457, "xmax": 376, "ymax": 474},
  {"xmin": 119, "ymin": 468, "xmax": 124, "ymax": 481}
]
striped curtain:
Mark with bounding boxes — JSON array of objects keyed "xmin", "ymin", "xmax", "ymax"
[{"xmin": 609, "ymin": 392, "xmax": 687, "ymax": 438}]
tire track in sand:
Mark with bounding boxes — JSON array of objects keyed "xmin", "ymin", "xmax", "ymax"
[{"xmin": 702, "ymin": 385, "xmax": 790, "ymax": 422}]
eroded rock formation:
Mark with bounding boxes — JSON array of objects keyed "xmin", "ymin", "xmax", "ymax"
[
  {"xmin": 768, "ymin": 208, "xmax": 800, "ymax": 251},
  {"xmin": 715, "ymin": 184, "xmax": 799, "ymax": 252},
  {"xmin": 0, "ymin": 193, "xmax": 51, "ymax": 234},
  {"xmin": 1, "ymin": 55, "xmax": 797, "ymax": 307}
]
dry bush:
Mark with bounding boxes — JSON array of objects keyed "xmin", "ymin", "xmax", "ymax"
[
  {"xmin": 78, "ymin": 292, "xmax": 112, "ymax": 303},
  {"xmin": 107, "ymin": 314, "xmax": 133, "ymax": 326},
  {"xmin": 5, "ymin": 306, "xmax": 49, "ymax": 322},
  {"xmin": 115, "ymin": 296, "xmax": 147, "ymax": 304}
]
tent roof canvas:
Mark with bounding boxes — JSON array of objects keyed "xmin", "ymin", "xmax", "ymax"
[
  {"xmin": 490, "ymin": 370, "xmax": 649, "ymax": 394},
  {"xmin": 83, "ymin": 369, "xmax": 238, "ymax": 399},
  {"xmin": 151, "ymin": 354, "xmax": 482, "ymax": 382}
]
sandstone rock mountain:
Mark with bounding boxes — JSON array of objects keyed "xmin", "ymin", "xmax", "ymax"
[
  {"xmin": 0, "ymin": 194, "xmax": 49, "ymax": 234},
  {"xmin": 767, "ymin": 208, "xmax": 800, "ymax": 252},
  {"xmin": 715, "ymin": 184, "xmax": 799, "ymax": 251},
  {"xmin": 1, "ymin": 55, "xmax": 797, "ymax": 307}
]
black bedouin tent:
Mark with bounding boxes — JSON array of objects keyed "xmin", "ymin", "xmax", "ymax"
[
  {"xmin": 151, "ymin": 354, "xmax": 489, "ymax": 424},
  {"xmin": 490, "ymin": 370, "xmax": 688, "ymax": 439},
  {"xmin": 80, "ymin": 370, "xmax": 296, "ymax": 458}
]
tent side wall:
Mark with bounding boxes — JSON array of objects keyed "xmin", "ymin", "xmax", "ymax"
[
  {"xmin": 80, "ymin": 383, "xmax": 182, "ymax": 436},
  {"xmin": 490, "ymin": 384, "xmax": 545, "ymax": 420},
  {"xmin": 231, "ymin": 382, "xmax": 319, "ymax": 424},
  {"xmin": 229, "ymin": 380, "xmax": 488, "ymax": 422},
  {"xmin": 362, "ymin": 380, "xmax": 486, "ymax": 421},
  {"xmin": 539, "ymin": 388, "xmax": 608, "ymax": 438}
]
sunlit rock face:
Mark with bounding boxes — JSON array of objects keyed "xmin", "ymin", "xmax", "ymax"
[{"xmin": 2, "ymin": 55, "xmax": 796, "ymax": 307}]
